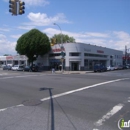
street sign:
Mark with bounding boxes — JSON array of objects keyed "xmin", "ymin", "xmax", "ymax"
[{"xmin": 61, "ymin": 52, "xmax": 65, "ymax": 57}]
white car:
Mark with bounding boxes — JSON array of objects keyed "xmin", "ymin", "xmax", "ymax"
[
  {"xmin": 12, "ymin": 65, "xmax": 24, "ymax": 71},
  {"xmin": 107, "ymin": 66, "xmax": 115, "ymax": 71}
]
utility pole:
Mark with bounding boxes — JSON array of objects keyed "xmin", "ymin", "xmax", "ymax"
[
  {"xmin": 53, "ymin": 23, "xmax": 64, "ymax": 73},
  {"xmin": 125, "ymin": 45, "xmax": 127, "ymax": 65}
]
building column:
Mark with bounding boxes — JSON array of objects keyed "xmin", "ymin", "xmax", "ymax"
[
  {"xmin": 65, "ymin": 51, "xmax": 70, "ymax": 71},
  {"xmin": 80, "ymin": 52, "xmax": 84, "ymax": 70}
]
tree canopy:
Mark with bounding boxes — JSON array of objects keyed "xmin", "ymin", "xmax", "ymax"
[
  {"xmin": 51, "ymin": 34, "xmax": 75, "ymax": 44},
  {"xmin": 15, "ymin": 29, "xmax": 51, "ymax": 64}
]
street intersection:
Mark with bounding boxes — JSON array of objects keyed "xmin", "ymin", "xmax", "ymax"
[{"xmin": 0, "ymin": 69, "xmax": 130, "ymax": 130}]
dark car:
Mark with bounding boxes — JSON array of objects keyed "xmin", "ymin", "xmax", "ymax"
[
  {"xmin": 3, "ymin": 65, "xmax": 12, "ymax": 70},
  {"xmin": 94, "ymin": 64, "xmax": 107, "ymax": 72},
  {"xmin": 23, "ymin": 66, "xmax": 32, "ymax": 72},
  {"xmin": 122, "ymin": 65, "xmax": 129, "ymax": 69},
  {"xmin": 30, "ymin": 64, "xmax": 39, "ymax": 72},
  {"xmin": 23, "ymin": 65, "xmax": 39, "ymax": 72}
]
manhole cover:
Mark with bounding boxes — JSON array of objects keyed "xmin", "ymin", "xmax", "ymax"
[{"xmin": 22, "ymin": 99, "xmax": 42, "ymax": 106}]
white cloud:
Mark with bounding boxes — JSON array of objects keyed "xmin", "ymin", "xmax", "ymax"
[
  {"xmin": 17, "ymin": 25, "xmax": 35, "ymax": 30},
  {"xmin": 113, "ymin": 31, "xmax": 130, "ymax": 40},
  {"xmin": 85, "ymin": 32, "xmax": 109, "ymax": 38},
  {"xmin": 0, "ymin": 28, "xmax": 10, "ymax": 32},
  {"xmin": 0, "ymin": 34, "xmax": 17, "ymax": 55},
  {"xmin": 3, "ymin": 0, "xmax": 49, "ymax": 6},
  {"xmin": 25, "ymin": 12, "xmax": 71, "ymax": 26},
  {"xmin": 43, "ymin": 28, "xmax": 130, "ymax": 51},
  {"xmin": 112, "ymin": 31, "xmax": 130, "ymax": 50},
  {"xmin": 1, "ymin": 27, "xmax": 130, "ymax": 55},
  {"xmin": 24, "ymin": 0, "xmax": 49, "ymax": 6},
  {"xmin": 10, "ymin": 34, "xmax": 22, "ymax": 39},
  {"xmin": 43, "ymin": 28, "xmax": 109, "ymax": 39}
]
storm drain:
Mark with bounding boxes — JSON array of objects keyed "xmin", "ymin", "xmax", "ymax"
[{"xmin": 22, "ymin": 99, "xmax": 42, "ymax": 106}]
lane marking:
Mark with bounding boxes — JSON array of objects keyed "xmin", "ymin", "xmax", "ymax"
[
  {"xmin": 0, "ymin": 74, "xmax": 45, "ymax": 79},
  {"xmin": 0, "ymin": 73, "xmax": 61, "ymax": 80},
  {"xmin": 95, "ymin": 104, "xmax": 124, "ymax": 126},
  {"xmin": 0, "ymin": 104, "xmax": 24, "ymax": 112},
  {"xmin": 0, "ymin": 77, "xmax": 129, "ymax": 113},
  {"xmin": 41, "ymin": 78, "xmax": 129, "ymax": 101},
  {"xmin": 128, "ymin": 97, "xmax": 130, "ymax": 102},
  {"xmin": 0, "ymin": 73, "xmax": 8, "ymax": 75}
]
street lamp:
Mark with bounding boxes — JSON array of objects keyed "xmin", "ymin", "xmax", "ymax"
[
  {"xmin": 53, "ymin": 23, "xmax": 64, "ymax": 72},
  {"xmin": 53, "ymin": 23, "xmax": 63, "ymax": 44}
]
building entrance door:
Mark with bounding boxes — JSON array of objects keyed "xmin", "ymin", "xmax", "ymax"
[{"xmin": 71, "ymin": 62, "xmax": 79, "ymax": 71}]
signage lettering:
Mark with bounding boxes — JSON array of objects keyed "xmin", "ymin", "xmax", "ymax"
[
  {"xmin": 97, "ymin": 50, "xmax": 104, "ymax": 53},
  {"xmin": 6, "ymin": 56, "xmax": 13, "ymax": 60},
  {"xmin": 52, "ymin": 48, "xmax": 65, "ymax": 52}
]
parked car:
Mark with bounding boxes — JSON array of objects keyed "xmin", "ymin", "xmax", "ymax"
[
  {"xmin": 117, "ymin": 65, "xmax": 123, "ymax": 70},
  {"xmin": 3, "ymin": 65, "xmax": 12, "ymax": 70},
  {"xmin": 107, "ymin": 65, "xmax": 115, "ymax": 71},
  {"xmin": 7, "ymin": 64, "xmax": 13, "ymax": 67},
  {"xmin": 30, "ymin": 64, "xmax": 39, "ymax": 72},
  {"xmin": 1, "ymin": 64, "xmax": 6, "ymax": 68},
  {"xmin": 94, "ymin": 64, "xmax": 107, "ymax": 72},
  {"xmin": 23, "ymin": 66, "xmax": 32, "ymax": 72},
  {"xmin": 113, "ymin": 66, "xmax": 118, "ymax": 70},
  {"xmin": 12, "ymin": 65, "xmax": 24, "ymax": 71},
  {"xmin": 122, "ymin": 65, "xmax": 129, "ymax": 69}
]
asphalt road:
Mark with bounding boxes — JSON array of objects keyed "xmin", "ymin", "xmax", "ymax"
[{"xmin": 0, "ymin": 69, "xmax": 130, "ymax": 130}]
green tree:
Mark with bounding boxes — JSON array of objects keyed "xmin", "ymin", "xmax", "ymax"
[
  {"xmin": 51, "ymin": 34, "xmax": 75, "ymax": 44},
  {"xmin": 15, "ymin": 29, "xmax": 51, "ymax": 65}
]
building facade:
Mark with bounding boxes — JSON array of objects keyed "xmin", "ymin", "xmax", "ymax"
[
  {"xmin": 0, "ymin": 55, "xmax": 28, "ymax": 66},
  {"xmin": 35, "ymin": 43, "xmax": 123, "ymax": 71},
  {"xmin": 0, "ymin": 43, "xmax": 123, "ymax": 70}
]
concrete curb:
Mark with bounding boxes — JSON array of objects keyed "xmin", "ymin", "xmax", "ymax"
[
  {"xmin": 0, "ymin": 69, "xmax": 93, "ymax": 74},
  {"xmin": 54, "ymin": 71, "xmax": 93, "ymax": 74}
]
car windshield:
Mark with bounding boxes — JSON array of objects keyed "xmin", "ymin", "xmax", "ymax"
[
  {"xmin": 19, "ymin": 66, "xmax": 24, "ymax": 68},
  {"xmin": 25, "ymin": 66, "xmax": 29, "ymax": 68},
  {"xmin": 14, "ymin": 65, "xmax": 18, "ymax": 67}
]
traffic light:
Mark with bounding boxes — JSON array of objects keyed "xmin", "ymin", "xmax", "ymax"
[
  {"xmin": 9, "ymin": 0, "xmax": 17, "ymax": 15},
  {"xmin": 51, "ymin": 38, "xmax": 57, "ymax": 46},
  {"xmin": 19, "ymin": 1, "xmax": 25, "ymax": 15}
]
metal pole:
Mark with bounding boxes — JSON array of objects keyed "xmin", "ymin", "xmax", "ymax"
[
  {"xmin": 125, "ymin": 46, "xmax": 127, "ymax": 65},
  {"xmin": 53, "ymin": 23, "xmax": 64, "ymax": 73}
]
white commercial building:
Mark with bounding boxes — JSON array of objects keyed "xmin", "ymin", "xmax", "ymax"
[
  {"xmin": 0, "ymin": 55, "xmax": 28, "ymax": 67},
  {"xmin": 35, "ymin": 43, "xmax": 123, "ymax": 71}
]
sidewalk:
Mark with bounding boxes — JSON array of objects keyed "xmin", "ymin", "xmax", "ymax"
[
  {"xmin": 50, "ymin": 70, "xmax": 93, "ymax": 74},
  {"xmin": 0, "ymin": 68, "xmax": 93, "ymax": 74}
]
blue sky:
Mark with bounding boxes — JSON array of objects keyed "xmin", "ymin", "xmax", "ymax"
[{"xmin": 0, "ymin": 0, "xmax": 130, "ymax": 55}]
